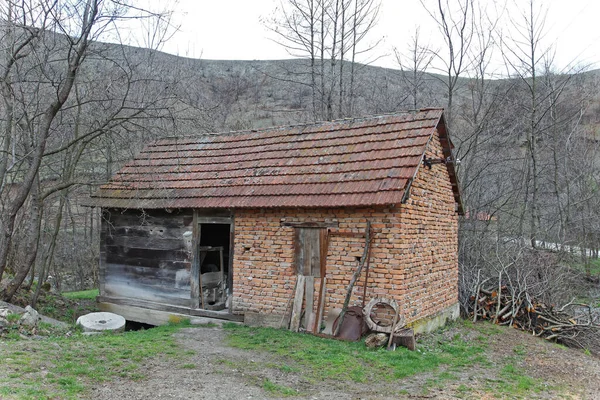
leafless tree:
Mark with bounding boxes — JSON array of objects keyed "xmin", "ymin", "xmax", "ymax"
[
  {"xmin": 266, "ymin": 0, "xmax": 381, "ymax": 120},
  {"xmin": 0, "ymin": 0, "xmax": 184, "ymax": 301},
  {"xmin": 394, "ymin": 28, "xmax": 436, "ymax": 110},
  {"xmin": 420, "ymin": 0, "xmax": 476, "ymax": 129}
]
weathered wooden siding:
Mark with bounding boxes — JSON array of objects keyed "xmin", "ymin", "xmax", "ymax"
[{"xmin": 100, "ymin": 209, "xmax": 193, "ymax": 307}]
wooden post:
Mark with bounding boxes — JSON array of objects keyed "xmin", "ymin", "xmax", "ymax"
[
  {"xmin": 313, "ymin": 229, "xmax": 329, "ymax": 333},
  {"xmin": 313, "ymin": 277, "xmax": 327, "ymax": 334},
  {"xmin": 387, "ymin": 307, "xmax": 400, "ymax": 350},
  {"xmin": 289, "ymin": 275, "xmax": 305, "ymax": 332},
  {"xmin": 304, "ymin": 276, "xmax": 315, "ymax": 331},
  {"xmin": 191, "ymin": 211, "xmax": 201, "ymax": 309},
  {"xmin": 219, "ymin": 247, "xmax": 225, "ymax": 294},
  {"xmin": 361, "ymin": 230, "xmax": 373, "ymax": 308}
]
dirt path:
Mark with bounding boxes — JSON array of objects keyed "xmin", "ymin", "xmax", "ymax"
[
  {"xmin": 90, "ymin": 327, "xmax": 265, "ymax": 400},
  {"xmin": 90, "ymin": 327, "xmax": 360, "ymax": 400},
  {"xmin": 89, "ymin": 325, "xmax": 600, "ymax": 399}
]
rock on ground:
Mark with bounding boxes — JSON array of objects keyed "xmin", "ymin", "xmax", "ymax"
[
  {"xmin": 0, "ymin": 301, "xmax": 67, "ymax": 327},
  {"xmin": 19, "ymin": 305, "xmax": 40, "ymax": 328}
]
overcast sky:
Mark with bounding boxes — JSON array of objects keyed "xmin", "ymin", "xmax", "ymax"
[{"xmin": 153, "ymin": 0, "xmax": 600, "ymax": 74}]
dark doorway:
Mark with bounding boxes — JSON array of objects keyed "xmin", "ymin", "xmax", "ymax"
[
  {"xmin": 197, "ymin": 223, "xmax": 231, "ymax": 310},
  {"xmin": 200, "ymin": 223, "xmax": 231, "ymax": 273}
]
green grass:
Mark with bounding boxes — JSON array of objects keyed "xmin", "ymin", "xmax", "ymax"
[
  {"xmin": 261, "ymin": 378, "xmax": 298, "ymax": 396},
  {"xmin": 481, "ymin": 344, "xmax": 546, "ymax": 397},
  {"xmin": 224, "ymin": 321, "xmax": 488, "ymax": 384},
  {"xmin": 223, "ymin": 320, "xmax": 551, "ymax": 397},
  {"xmin": 569, "ymin": 257, "xmax": 600, "ymax": 277},
  {"xmin": 490, "ymin": 362, "xmax": 544, "ymax": 396},
  {"xmin": 0, "ymin": 321, "xmax": 190, "ymax": 399},
  {"xmin": 6, "ymin": 313, "xmax": 21, "ymax": 323},
  {"xmin": 62, "ymin": 289, "xmax": 99, "ymax": 300},
  {"xmin": 587, "ymin": 259, "xmax": 600, "ymax": 275}
]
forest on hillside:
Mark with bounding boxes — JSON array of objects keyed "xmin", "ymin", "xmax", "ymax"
[{"xmin": 0, "ymin": 0, "xmax": 598, "ymax": 333}]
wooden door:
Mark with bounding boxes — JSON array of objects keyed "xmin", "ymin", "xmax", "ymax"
[{"xmin": 294, "ymin": 227, "xmax": 328, "ymax": 277}]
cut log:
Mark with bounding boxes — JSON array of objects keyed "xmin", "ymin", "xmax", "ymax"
[{"xmin": 365, "ymin": 333, "xmax": 388, "ymax": 348}]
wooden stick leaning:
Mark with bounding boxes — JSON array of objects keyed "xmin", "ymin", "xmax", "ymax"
[
  {"xmin": 289, "ymin": 275, "xmax": 305, "ymax": 332},
  {"xmin": 334, "ymin": 221, "xmax": 372, "ymax": 337},
  {"xmin": 313, "ymin": 229, "xmax": 330, "ymax": 334},
  {"xmin": 387, "ymin": 307, "xmax": 400, "ymax": 350}
]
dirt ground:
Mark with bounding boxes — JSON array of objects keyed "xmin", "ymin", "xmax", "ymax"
[{"xmin": 88, "ymin": 325, "xmax": 600, "ymax": 400}]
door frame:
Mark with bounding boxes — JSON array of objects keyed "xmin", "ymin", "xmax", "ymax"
[{"xmin": 190, "ymin": 210, "xmax": 234, "ymax": 311}]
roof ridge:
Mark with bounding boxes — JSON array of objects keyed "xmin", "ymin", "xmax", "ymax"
[
  {"xmin": 123, "ymin": 141, "xmax": 425, "ymax": 167},
  {"xmin": 155, "ymin": 108, "xmax": 444, "ymax": 143},
  {"xmin": 147, "ymin": 122, "xmax": 429, "ymax": 151}
]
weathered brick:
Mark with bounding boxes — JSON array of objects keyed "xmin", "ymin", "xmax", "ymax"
[{"xmin": 231, "ymin": 130, "xmax": 459, "ymax": 325}]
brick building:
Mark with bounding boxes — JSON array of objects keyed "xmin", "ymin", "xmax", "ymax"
[{"xmin": 88, "ymin": 108, "xmax": 463, "ymax": 332}]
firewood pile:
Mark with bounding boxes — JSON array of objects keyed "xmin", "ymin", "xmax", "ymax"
[{"xmin": 471, "ymin": 286, "xmax": 600, "ymax": 355}]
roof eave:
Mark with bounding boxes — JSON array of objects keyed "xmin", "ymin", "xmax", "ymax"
[{"xmin": 436, "ymin": 113, "xmax": 464, "ymax": 215}]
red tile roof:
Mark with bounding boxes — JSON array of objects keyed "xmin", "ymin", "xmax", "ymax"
[{"xmin": 88, "ymin": 108, "xmax": 462, "ymax": 210}]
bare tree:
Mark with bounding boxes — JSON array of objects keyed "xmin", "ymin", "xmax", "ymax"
[
  {"xmin": 266, "ymin": 0, "xmax": 381, "ymax": 120},
  {"xmin": 0, "ymin": 0, "xmax": 183, "ymax": 301},
  {"xmin": 420, "ymin": 0, "xmax": 475, "ymax": 129},
  {"xmin": 394, "ymin": 28, "xmax": 436, "ymax": 110}
]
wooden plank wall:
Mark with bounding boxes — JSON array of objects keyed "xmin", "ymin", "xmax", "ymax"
[{"xmin": 100, "ymin": 208, "xmax": 194, "ymax": 307}]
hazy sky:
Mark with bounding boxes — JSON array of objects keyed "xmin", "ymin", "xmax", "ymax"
[{"xmin": 155, "ymin": 0, "xmax": 600, "ymax": 73}]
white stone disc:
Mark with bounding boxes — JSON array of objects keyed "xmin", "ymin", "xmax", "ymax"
[{"xmin": 76, "ymin": 312, "xmax": 126, "ymax": 333}]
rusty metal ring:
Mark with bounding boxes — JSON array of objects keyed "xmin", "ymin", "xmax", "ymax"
[{"xmin": 363, "ymin": 297, "xmax": 405, "ymax": 333}]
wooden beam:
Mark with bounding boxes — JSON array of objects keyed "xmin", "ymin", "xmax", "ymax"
[
  {"xmin": 190, "ymin": 210, "xmax": 201, "ymax": 309},
  {"xmin": 289, "ymin": 275, "xmax": 305, "ymax": 332},
  {"xmin": 313, "ymin": 277, "xmax": 327, "ymax": 334},
  {"xmin": 189, "ymin": 308, "xmax": 243, "ymax": 322},
  {"xmin": 304, "ymin": 276, "xmax": 315, "ymax": 331},
  {"xmin": 313, "ymin": 229, "xmax": 330, "ymax": 334},
  {"xmin": 97, "ymin": 295, "xmax": 244, "ymax": 322},
  {"xmin": 228, "ymin": 217, "xmax": 235, "ymax": 299},
  {"xmin": 196, "ymin": 216, "xmax": 233, "ymax": 224}
]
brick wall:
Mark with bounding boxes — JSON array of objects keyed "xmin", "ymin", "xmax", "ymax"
[{"xmin": 231, "ymin": 129, "xmax": 458, "ymax": 325}]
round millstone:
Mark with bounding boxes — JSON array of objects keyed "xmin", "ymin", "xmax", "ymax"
[{"xmin": 76, "ymin": 312, "xmax": 126, "ymax": 333}]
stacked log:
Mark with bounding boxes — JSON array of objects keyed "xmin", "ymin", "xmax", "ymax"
[{"xmin": 470, "ymin": 286, "xmax": 600, "ymax": 355}]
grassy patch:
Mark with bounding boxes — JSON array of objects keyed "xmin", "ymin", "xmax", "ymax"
[
  {"xmin": 570, "ymin": 258, "xmax": 600, "ymax": 276},
  {"xmin": 586, "ymin": 259, "xmax": 600, "ymax": 275},
  {"xmin": 223, "ymin": 320, "xmax": 554, "ymax": 398},
  {"xmin": 481, "ymin": 343, "xmax": 546, "ymax": 397},
  {"xmin": 513, "ymin": 344, "xmax": 527, "ymax": 356},
  {"xmin": 6, "ymin": 313, "xmax": 20, "ymax": 323},
  {"xmin": 62, "ymin": 289, "xmax": 99, "ymax": 300},
  {"xmin": 488, "ymin": 362, "xmax": 544, "ymax": 396},
  {"xmin": 261, "ymin": 378, "xmax": 298, "ymax": 396},
  {"xmin": 224, "ymin": 322, "xmax": 488, "ymax": 384},
  {"xmin": 0, "ymin": 321, "xmax": 190, "ymax": 399},
  {"xmin": 10, "ymin": 289, "xmax": 100, "ymax": 324}
]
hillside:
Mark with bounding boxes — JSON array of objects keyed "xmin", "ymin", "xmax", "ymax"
[{"xmin": 2, "ymin": 34, "xmax": 600, "ymax": 318}]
